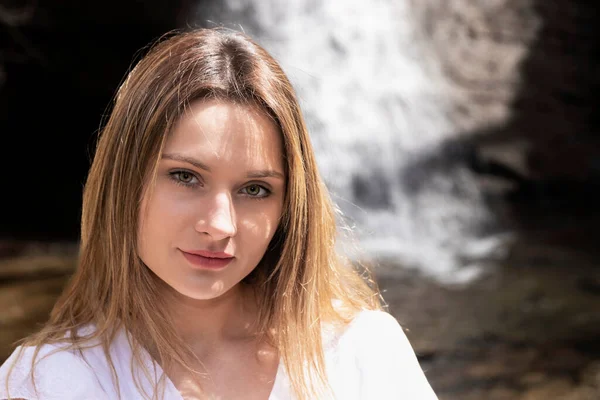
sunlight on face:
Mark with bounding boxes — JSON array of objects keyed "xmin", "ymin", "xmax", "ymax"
[{"xmin": 137, "ymin": 100, "xmax": 285, "ymax": 300}]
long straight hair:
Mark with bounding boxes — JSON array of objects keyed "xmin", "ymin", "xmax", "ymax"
[{"xmin": 6, "ymin": 28, "xmax": 381, "ymax": 399}]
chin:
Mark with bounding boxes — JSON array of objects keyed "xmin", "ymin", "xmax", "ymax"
[{"xmin": 174, "ymin": 282, "xmax": 233, "ymax": 301}]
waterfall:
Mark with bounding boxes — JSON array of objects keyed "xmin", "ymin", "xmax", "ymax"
[{"xmin": 197, "ymin": 0, "xmax": 540, "ymax": 282}]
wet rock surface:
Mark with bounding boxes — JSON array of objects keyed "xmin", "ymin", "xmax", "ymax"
[
  {"xmin": 377, "ymin": 241, "xmax": 600, "ymax": 399},
  {"xmin": 1, "ymin": 240, "xmax": 599, "ymax": 399}
]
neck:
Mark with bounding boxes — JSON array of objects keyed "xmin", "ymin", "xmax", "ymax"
[{"xmin": 162, "ymin": 283, "xmax": 259, "ymax": 355}]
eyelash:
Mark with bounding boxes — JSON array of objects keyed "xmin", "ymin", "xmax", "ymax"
[
  {"xmin": 168, "ymin": 170, "xmax": 272, "ymax": 198},
  {"xmin": 169, "ymin": 170, "xmax": 200, "ymax": 188}
]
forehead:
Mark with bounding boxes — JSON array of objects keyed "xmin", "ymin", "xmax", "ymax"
[{"xmin": 164, "ymin": 99, "xmax": 284, "ymax": 170}]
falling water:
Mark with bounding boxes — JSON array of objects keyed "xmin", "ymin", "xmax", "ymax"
[{"xmin": 197, "ymin": 0, "xmax": 540, "ymax": 282}]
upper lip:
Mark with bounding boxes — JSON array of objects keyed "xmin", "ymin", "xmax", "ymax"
[{"xmin": 181, "ymin": 249, "xmax": 234, "ymax": 259}]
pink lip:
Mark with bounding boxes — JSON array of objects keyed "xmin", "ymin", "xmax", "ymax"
[
  {"xmin": 183, "ymin": 249, "xmax": 234, "ymax": 258},
  {"xmin": 180, "ymin": 249, "xmax": 234, "ymax": 270}
]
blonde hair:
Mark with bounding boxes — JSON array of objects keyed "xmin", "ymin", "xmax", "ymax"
[{"xmin": 6, "ymin": 28, "xmax": 381, "ymax": 399}]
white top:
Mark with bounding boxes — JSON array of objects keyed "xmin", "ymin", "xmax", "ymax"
[{"xmin": 0, "ymin": 310, "xmax": 438, "ymax": 399}]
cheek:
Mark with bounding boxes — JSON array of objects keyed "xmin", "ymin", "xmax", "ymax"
[
  {"xmin": 239, "ymin": 206, "xmax": 282, "ymax": 253},
  {"xmin": 240, "ymin": 214, "xmax": 276, "ymax": 240},
  {"xmin": 142, "ymin": 187, "xmax": 194, "ymax": 228},
  {"xmin": 137, "ymin": 191, "xmax": 181, "ymax": 256}
]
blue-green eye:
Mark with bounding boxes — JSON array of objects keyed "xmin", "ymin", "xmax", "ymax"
[{"xmin": 242, "ymin": 184, "xmax": 270, "ymax": 198}]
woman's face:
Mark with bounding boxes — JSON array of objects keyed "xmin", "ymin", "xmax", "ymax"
[{"xmin": 138, "ymin": 99, "xmax": 285, "ymax": 300}]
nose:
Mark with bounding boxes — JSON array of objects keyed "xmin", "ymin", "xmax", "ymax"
[{"xmin": 195, "ymin": 191, "xmax": 237, "ymax": 240}]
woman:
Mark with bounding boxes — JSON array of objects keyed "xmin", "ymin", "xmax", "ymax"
[{"xmin": 1, "ymin": 28, "xmax": 438, "ymax": 399}]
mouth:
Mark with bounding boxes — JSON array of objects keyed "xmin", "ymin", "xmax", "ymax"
[{"xmin": 179, "ymin": 249, "xmax": 234, "ymax": 270}]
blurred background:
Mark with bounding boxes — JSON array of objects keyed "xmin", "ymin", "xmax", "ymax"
[{"xmin": 2, "ymin": 0, "xmax": 600, "ymax": 399}]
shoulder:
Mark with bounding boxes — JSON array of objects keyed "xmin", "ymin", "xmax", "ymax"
[
  {"xmin": 332, "ymin": 310, "xmax": 439, "ymax": 399},
  {"xmin": 0, "ymin": 343, "xmax": 107, "ymax": 400},
  {"xmin": 335, "ymin": 309, "xmax": 406, "ymax": 351},
  {"xmin": 346, "ymin": 309, "xmax": 403, "ymax": 337}
]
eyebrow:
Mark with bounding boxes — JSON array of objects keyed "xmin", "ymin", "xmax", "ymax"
[
  {"xmin": 161, "ymin": 153, "xmax": 285, "ymax": 180},
  {"xmin": 162, "ymin": 153, "xmax": 211, "ymax": 172}
]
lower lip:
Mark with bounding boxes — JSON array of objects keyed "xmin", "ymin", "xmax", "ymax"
[{"xmin": 181, "ymin": 251, "xmax": 234, "ymax": 269}]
